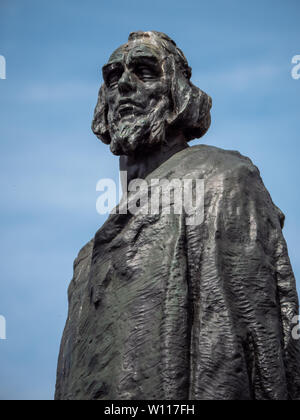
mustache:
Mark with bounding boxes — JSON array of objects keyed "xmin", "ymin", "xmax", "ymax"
[
  {"xmin": 117, "ymin": 98, "xmax": 145, "ymax": 111},
  {"xmin": 117, "ymin": 102, "xmax": 145, "ymax": 119}
]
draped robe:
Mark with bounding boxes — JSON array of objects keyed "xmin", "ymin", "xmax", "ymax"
[{"xmin": 55, "ymin": 145, "xmax": 300, "ymax": 400}]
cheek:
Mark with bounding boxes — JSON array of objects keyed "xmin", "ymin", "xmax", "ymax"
[
  {"xmin": 142, "ymin": 82, "xmax": 169, "ymax": 102},
  {"xmin": 107, "ymin": 90, "xmax": 119, "ymax": 108}
]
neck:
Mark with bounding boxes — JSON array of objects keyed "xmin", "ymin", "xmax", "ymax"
[{"xmin": 119, "ymin": 133, "xmax": 188, "ymax": 191}]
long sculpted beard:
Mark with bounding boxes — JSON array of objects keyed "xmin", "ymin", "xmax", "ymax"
[{"xmin": 107, "ymin": 97, "xmax": 170, "ymax": 156}]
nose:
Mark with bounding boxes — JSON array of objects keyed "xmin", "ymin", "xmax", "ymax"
[{"xmin": 118, "ymin": 70, "xmax": 135, "ymax": 94}]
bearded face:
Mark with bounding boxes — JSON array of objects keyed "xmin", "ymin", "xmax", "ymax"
[
  {"xmin": 93, "ymin": 33, "xmax": 212, "ymax": 152},
  {"xmin": 102, "ymin": 42, "xmax": 171, "ymax": 156}
]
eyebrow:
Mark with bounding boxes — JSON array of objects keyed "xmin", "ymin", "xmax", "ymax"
[
  {"xmin": 102, "ymin": 54, "xmax": 162, "ymax": 82},
  {"xmin": 126, "ymin": 55, "xmax": 160, "ymax": 68}
]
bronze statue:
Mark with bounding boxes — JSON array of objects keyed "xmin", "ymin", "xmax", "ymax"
[{"xmin": 55, "ymin": 31, "xmax": 300, "ymax": 400}]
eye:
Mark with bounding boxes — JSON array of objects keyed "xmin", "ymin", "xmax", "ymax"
[
  {"xmin": 106, "ymin": 70, "xmax": 122, "ymax": 89},
  {"xmin": 135, "ymin": 66, "xmax": 157, "ymax": 81}
]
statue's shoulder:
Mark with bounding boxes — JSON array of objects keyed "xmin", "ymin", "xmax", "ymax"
[
  {"xmin": 168, "ymin": 144, "xmax": 259, "ymax": 180},
  {"xmin": 68, "ymin": 239, "xmax": 94, "ymax": 299},
  {"xmin": 73, "ymin": 239, "xmax": 94, "ymax": 272},
  {"xmin": 185, "ymin": 144, "xmax": 257, "ymax": 172}
]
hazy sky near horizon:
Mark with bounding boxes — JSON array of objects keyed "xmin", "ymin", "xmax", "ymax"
[{"xmin": 0, "ymin": 0, "xmax": 299, "ymax": 400}]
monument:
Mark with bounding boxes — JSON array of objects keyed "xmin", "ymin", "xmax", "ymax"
[{"xmin": 55, "ymin": 31, "xmax": 300, "ymax": 400}]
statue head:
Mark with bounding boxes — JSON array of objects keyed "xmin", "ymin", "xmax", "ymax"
[{"xmin": 92, "ymin": 31, "xmax": 212, "ymax": 156}]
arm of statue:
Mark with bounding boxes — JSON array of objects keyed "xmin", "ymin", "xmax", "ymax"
[
  {"xmin": 55, "ymin": 239, "xmax": 94, "ymax": 400},
  {"xmin": 186, "ymin": 160, "xmax": 300, "ymax": 400}
]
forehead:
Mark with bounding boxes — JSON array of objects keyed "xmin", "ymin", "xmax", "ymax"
[{"xmin": 107, "ymin": 41, "xmax": 164, "ymax": 66}]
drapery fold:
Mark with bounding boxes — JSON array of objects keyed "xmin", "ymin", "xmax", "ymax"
[{"xmin": 55, "ymin": 145, "xmax": 300, "ymax": 400}]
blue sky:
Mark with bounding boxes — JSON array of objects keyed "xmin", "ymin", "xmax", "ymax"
[{"xmin": 0, "ymin": 0, "xmax": 299, "ymax": 400}]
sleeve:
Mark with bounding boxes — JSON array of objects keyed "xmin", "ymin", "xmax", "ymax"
[
  {"xmin": 186, "ymin": 160, "xmax": 300, "ymax": 400},
  {"xmin": 55, "ymin": 239, "xmax": 94, "ymax": 400}
]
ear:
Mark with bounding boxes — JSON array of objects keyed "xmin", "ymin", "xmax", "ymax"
[
  {"xmin": 165, "ymin": 56, "xmax": 212, "ymax": 141},
  {"xmin": 91, "ymin": 84, "xmax": 111, "ymax": 145}
]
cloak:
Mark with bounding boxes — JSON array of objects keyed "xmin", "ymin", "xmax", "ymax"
[{"xmin": 55, "ymin": 145, "xmax": 300, "ymax": 400}]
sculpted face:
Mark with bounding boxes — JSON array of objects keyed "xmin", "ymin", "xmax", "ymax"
[
  {"xmin": 102, "ymin": 41, "xmax": 171, "ymax": 155},
  {"xmin": 93, "ymin": 32, "xmax": 212, "ymax": 154}
]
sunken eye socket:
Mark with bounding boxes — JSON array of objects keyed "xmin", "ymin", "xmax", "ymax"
[
  {"xmin": 106, "ymin": 71, "xmax": 122, "ymax": 89},
  {"xmin": 134, "ymin": 65, "xmax": 159, "ymax": 80},
  {"xmin": 105, "ymin": 66, "xmax": 160, "ymax": 89}
]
